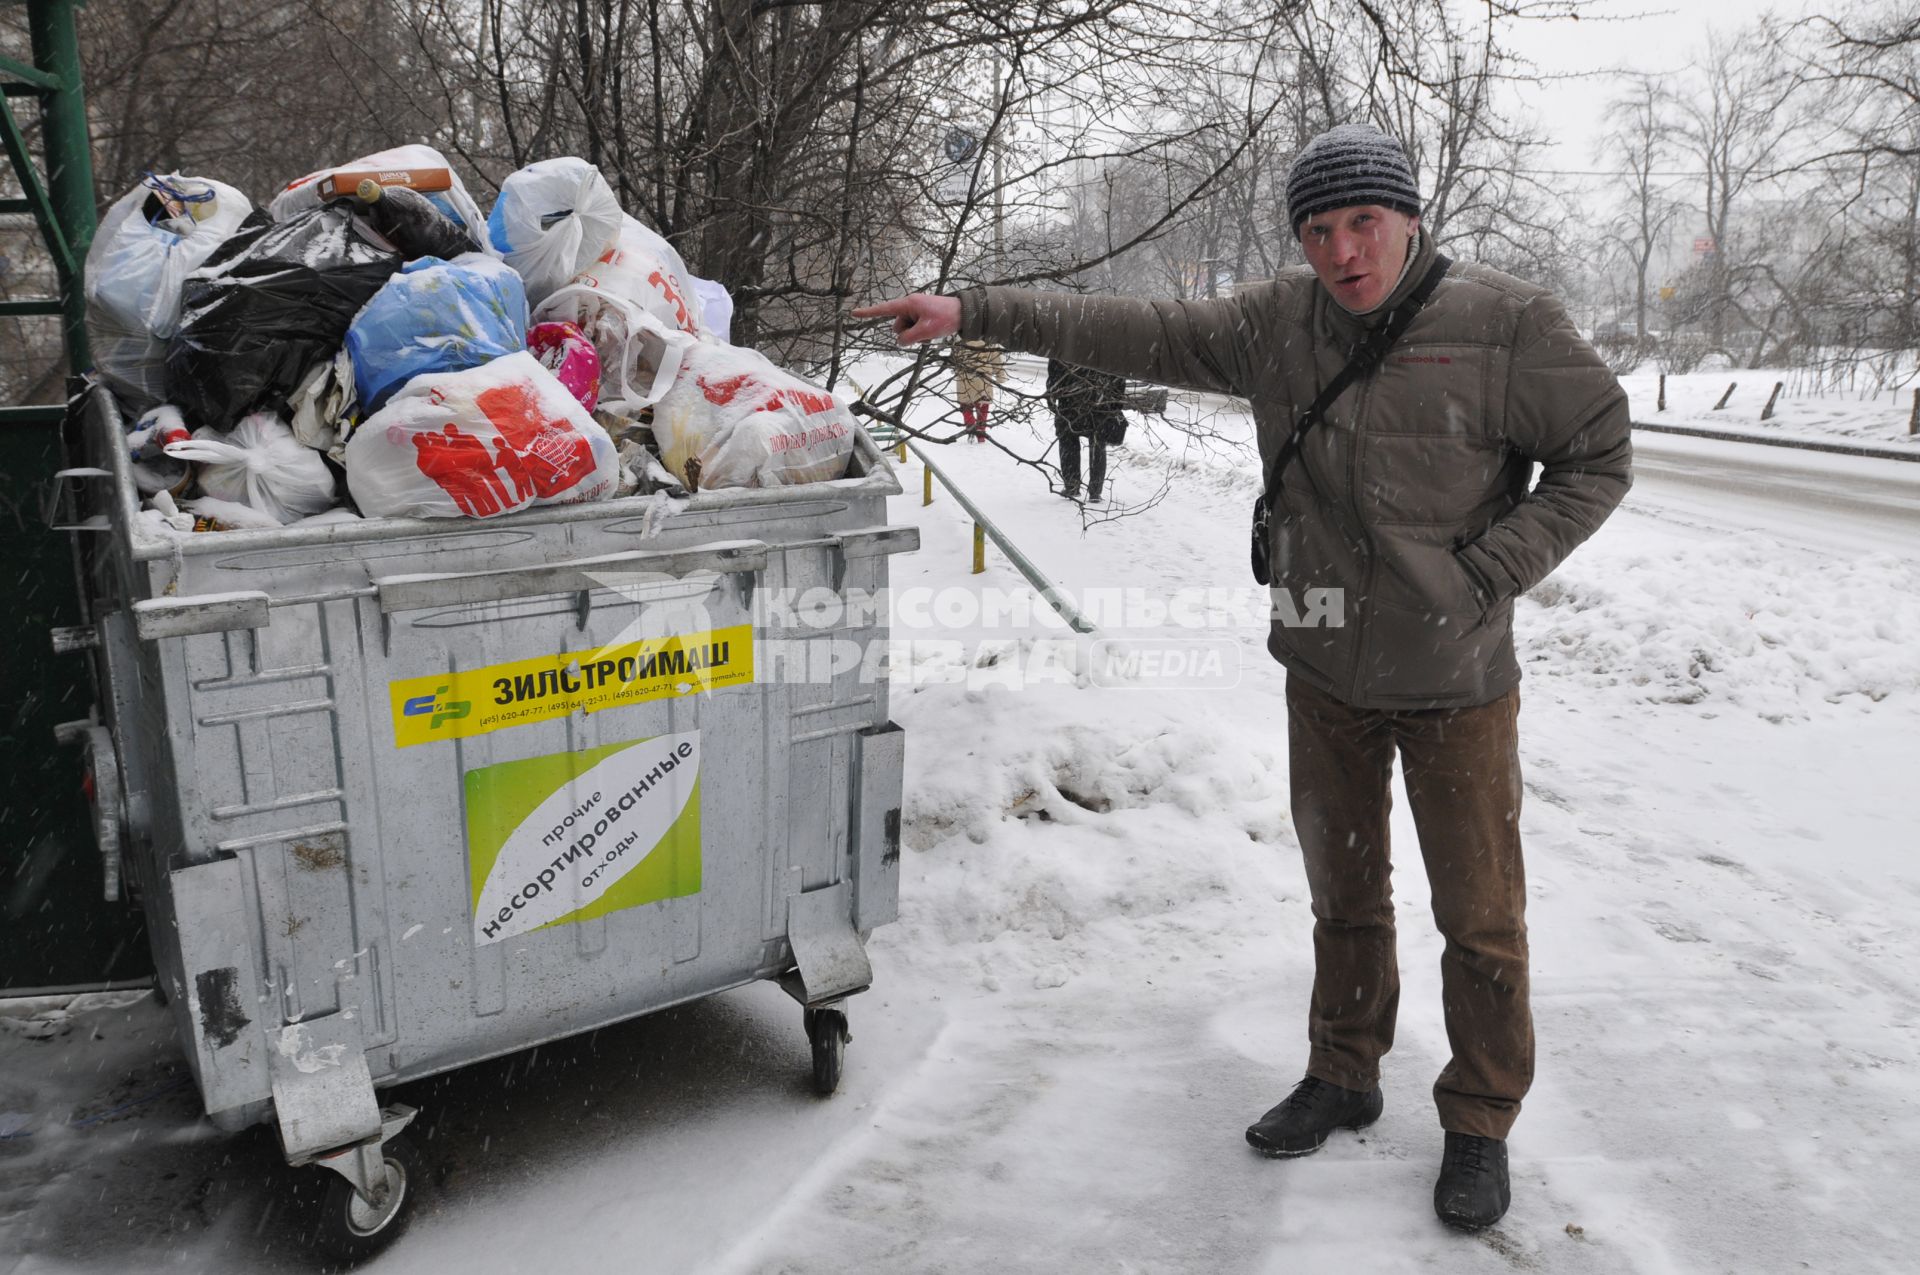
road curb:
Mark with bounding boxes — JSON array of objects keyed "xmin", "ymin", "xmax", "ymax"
[{"xmin": 1633, "ymin": 420, "xmax": 1920, "ymax": 463}]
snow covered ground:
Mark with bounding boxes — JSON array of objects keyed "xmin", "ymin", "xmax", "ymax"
[{"xmin": 4, "ymin": 372, "xmax": 1918, "ymax": 1273}]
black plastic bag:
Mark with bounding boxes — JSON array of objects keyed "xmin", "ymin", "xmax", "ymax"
[{"xmin": 166, "ymin": 205, "xmax": 402, "ymax": 431}]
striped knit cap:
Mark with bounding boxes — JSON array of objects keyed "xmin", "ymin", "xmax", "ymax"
[{"xmin": 1285, "ymin": 123, "xmax": 1422, "ymax": 235}]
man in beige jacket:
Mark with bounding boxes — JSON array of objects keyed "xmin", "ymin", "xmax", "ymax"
[{"xmin": 855, "ymin": 122, "xmax": 1630, "ymax": 1231}]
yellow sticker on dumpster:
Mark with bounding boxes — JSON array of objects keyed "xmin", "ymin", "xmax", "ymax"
[{"xmin": 388, "ymin": 625, "xmax": 753, "ymax": 748}]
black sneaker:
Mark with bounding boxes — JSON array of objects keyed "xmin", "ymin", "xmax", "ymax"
[
  {"xmin": 1433, "ymin": 1132, "xmax": 1510, "ymax": 1230},
  {"xmin": 1059, "ymin": 486, "xmax": 1081, "ymax": 501},
  {"xmin": 1245, "ymin": 1075, "xmax": 1384, "ymax": 1158}
]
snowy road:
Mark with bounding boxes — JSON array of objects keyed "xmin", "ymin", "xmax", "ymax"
[
  {"xmin": 1626, "ymin": 431, "xmax": 1920, "ymax": 561},
  {"xmin": 4, "ymin": 389, "xmax": 1917, "ymax": 1273}
]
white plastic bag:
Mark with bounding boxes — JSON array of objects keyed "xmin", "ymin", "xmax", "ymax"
[
  {"xmin": 487, "ymin": 158, "xmax": 624, "ymax": 307},
  {"xmin": 271, "ymin": 143, "xmax": 490, "ymax": 249},
  {"xmin": 691, "ymin": 277, "xmax": 734, "ymax": 343},
  {"xmin": 536, "ymin": 284, "xmax": 696, "ymax": 415},
  {"xmin": 583, "ymin": 215, "xmax": 706, "ymax": 337},
  {"xmin": 535, "ymin": 215, "xmax": 714, "ymax": 412},
  {"xmin": 85, "ymin": 174, "xmax": 253, "ymax": 410},
  {"xmin": 164, "ymin": 413, "xmax": 338, "ymax": 523},
  {"xmin": 652, "ymin": 343, "xmax": 856, "ymax": 491},
  {"xmin": 344, "ymin": 351, "xmax": 619, "ymax": 519}
]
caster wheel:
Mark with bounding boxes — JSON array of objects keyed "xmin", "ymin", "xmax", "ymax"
[
  {"xmin": 310, "ymin": 1133, "xmax": 420, "ymax": 1266},
  {"xmin": 804, "ymin": 1006, "xmax": 849, "ymax": 1096}
]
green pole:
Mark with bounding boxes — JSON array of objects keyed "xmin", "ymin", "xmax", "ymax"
[{"xmin": 27, "ymin": 0, "xmax": 95, "ymax": 374}]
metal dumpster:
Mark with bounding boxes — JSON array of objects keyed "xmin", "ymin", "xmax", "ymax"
[{"xmin": 52, "ymin": 385, "xmax": 916, "ymax": 1259}]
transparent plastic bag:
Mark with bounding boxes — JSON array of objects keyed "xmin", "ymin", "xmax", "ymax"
[
  {"xmin": 534, "ymin": 280, "xmax": 696, "ymax": 415},
  {"xmin": 85, "ymin": 174, "xmax": 254, "ymax": 411}
]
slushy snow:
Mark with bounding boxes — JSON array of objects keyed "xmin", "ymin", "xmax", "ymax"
[{"xmin": 2, "ymin": 362, "xmax": 1916, "ymax": 1273}]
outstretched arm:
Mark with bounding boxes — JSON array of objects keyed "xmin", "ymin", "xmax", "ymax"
[{"xmin": 853, "ymin": 287, "xmax": 1261, "ymax": 398}]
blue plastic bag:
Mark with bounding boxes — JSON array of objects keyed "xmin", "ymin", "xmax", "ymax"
[{"xmin": 346, "ymin": 253, "xmax": 529, "ymax": 413}]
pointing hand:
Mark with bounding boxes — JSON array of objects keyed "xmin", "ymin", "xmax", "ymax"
[{"xmin": 851, "ymin": 293, "xmax": 962, "ymax": 346}]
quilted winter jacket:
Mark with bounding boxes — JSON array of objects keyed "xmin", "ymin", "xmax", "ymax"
[{"xmin": 956, "ymin": 233, "xmax": 1633, "ymax": 709}]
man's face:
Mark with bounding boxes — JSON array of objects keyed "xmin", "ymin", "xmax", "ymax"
[{"xmin": 1298, "ymin": 204, "xmax": 1420, "ymax": 312}]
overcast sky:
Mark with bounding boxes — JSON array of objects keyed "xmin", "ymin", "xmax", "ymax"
[{"xmin": 1493, "ymin": 0, "xmax": 1823, "ymax": 170}]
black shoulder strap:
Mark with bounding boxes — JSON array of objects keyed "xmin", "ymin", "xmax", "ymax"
[{"xmin": 1260, "ymin": 253, "xmax": 1452, "ymax": 502}]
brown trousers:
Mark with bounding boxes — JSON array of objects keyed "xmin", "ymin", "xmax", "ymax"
[{"xmin": 1286, "ymin": 674, "xmax": 1532, "ymax": 1140}]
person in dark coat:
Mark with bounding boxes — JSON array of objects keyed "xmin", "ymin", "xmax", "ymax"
[
  {"xmin": 854, "ymin": 121, "xmax": 1632, "ymax": 1234},
  {"xmin": 1046, "ymin": 358, "xmax": 1125, "ymax": 502}
]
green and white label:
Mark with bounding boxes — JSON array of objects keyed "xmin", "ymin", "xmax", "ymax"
[{"xmin": 464, "ymin": 732, "xmax": 702, "ymax": 946}]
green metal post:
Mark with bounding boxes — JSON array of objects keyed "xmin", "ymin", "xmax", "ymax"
[
  {"xmin": 1, "ymin": 2, "xmax": 150, "ymax": 992},
  {"xmin": 27, "ymin": 0, "xmax": 95, "ymax": 373}
]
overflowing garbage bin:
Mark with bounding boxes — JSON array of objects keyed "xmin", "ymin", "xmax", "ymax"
[{"xmin": 53, "ymin": 143, "xmax": 915, "ymax": 1264}]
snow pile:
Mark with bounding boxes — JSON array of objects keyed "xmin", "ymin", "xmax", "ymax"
[
  {"xmin": 1616, "ymin": 366, "xmax": 1920, "ymax": 450},
  {"xmin": 1517, "ymin": 532, "xmax": 1920, "ymax": 715},
  {"xmin": 892, "ymin": 672, "xmax": 1299, "ymax": 993}
]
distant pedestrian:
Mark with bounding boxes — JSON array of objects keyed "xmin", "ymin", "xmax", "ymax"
[
  {"xmin": 1046, "ymin": 358, "xmax": 1125, "ymax": 502},
  {"xmin": 951, "ymin": 338, "xmax": 1005, "ymax": 442}
]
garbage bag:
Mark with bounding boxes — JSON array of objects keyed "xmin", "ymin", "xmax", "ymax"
[
  {"xmin": 272, "ymin": 143, "xmax": 490, "ymax": 249},
  {"xmin": 527, "ymin": 320, "xmax": 601, "ymax": 412},
  {"xmin": 487, "ymin": 157, "xmax": 624, "ymax": 307},
  {"xmin": 126, "ymin": 403, "xmax": 193, "ymax": 497},
  {"xmin": 166, "ymin": 205, "xmax": 403, "ymax": 431},
  {"xmin": 535, "ymin": 214, "xmax": 715, "ymax": 413},
  {"xmin": 533, "ymin": 284, "xmax": 694, "ymax": 415},
  {"xmin": 346, "ymin": 254, "xmax": 529, "ymax": 413},
  {"xmin": 691, "ymin": 277, "xmax": 734, "ymax": 344},
  {"xmin": 287, "ymin": 347, "xmax": 358, "ymax": 458},
  {"xmin": 164, "ymin": 412, "xmax": 339, "ymax": 523},
  {"xmin": 85, "ymin": 174, "xmax": 254, "ymax": 411},
  {"xmin": 344, "ymin": 351, "xmax": 620, "ymax": 519},
  {"xmin": 652, "ymin": 342, "xmax": 856, "ymax": 491},
  {"xmin": 574, "ymin": 215, "xmax": 707, "ymax": 338}
]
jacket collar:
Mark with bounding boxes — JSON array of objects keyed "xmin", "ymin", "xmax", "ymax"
[{"xmin": 1314, "ymin": 228, "xmax": 1440, "ymax": 346}]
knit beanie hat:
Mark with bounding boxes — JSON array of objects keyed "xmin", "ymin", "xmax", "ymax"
[{"xmin": 1285, "ymin": 124, "xmax": 1422, "ymax": 235}]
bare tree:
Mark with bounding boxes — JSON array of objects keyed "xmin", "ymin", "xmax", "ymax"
[
  {"xmin": 1597, "ymin": 77, "xmax": 1683, "ymax": 342},
  {"xmin": 1665, "ymin": 28, "xmax": 1799, "ymax": 352}
]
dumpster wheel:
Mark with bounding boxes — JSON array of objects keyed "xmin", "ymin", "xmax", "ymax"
[
  {"xmin": 804, "ymin": 1006, "xmax": 850, "ymax": 1096},
  {"xmin": 311, "ymin": 1132, "xmax": 421, "ymax": 1265}
]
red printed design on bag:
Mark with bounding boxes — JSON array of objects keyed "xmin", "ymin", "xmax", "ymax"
[
  {"xmin": 762, "ymin": 388, "xmax": 838, "ymax": 416},
  {"xmin": 411, "ymin": 424, "xmax": 513, "ymax": 517},
  {"xmin": 647, "ymin": 269, "xmax": 693, "ymax": 331},
  {"xmin": 699, "ymin": 374, "xmax": 757, "ymax": 406},
  {"xmin": 476, "ymin": 381, "xmax": 596, "ymax": 498}
]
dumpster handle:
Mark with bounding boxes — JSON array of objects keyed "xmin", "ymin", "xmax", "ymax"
[{"xmin": 373, "ymin": 540, "xmax": 771, "ymax": 615}]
